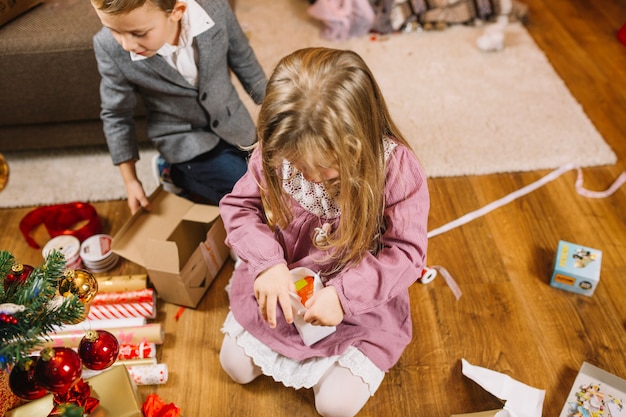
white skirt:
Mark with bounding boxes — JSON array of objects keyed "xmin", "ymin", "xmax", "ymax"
[{"xmin": 221, "ymin": 311, "xmax": 384, "ymax": 396}]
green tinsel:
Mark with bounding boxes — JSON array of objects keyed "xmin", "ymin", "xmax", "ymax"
[{"xmin": 0, "ymin": 250, "xmax": 86, "ymax": 371}]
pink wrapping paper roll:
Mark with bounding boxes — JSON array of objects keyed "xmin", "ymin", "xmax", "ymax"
[
  {"xmin": 91, "ymin": 288, "xmax": 155, "ymax": 305},
  {"xmin": 44, "ymin": 323, "xmax": 164, "ymax": 348},
  {"xmin": 88, "ymin": 301, "xmax": 156, "ymax": 320}
]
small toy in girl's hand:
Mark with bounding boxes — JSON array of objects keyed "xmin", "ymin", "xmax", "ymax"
[
  {"xmin": 294, "ymin": 275, "xmax": 315, "ymax": 304},
  {"xmin": 289, "ymin": 267, "xmax": 336, "ymax": 346}
]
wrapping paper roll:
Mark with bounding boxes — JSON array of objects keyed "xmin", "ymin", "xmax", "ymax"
[
  {"xmin": 82, "ymin": 358, "xmax": 158, "ymax": 380},
  {"xmin": 118, "ymin": 342, "xmax": 157, "ymax": 360},
  {"xmin": 127, "ymin": 363, "xmax": 169, "ymax": 385},
  {"xmin": 91, "ymin": 288, "xmax": 155, "ymax": 305},
  {"xmin": 88, "ymin": 301, "xmax": 156, "ymax": 320},
  {"xmin": 43, "ymin": 323, "xmax": 164, "ymax": 348},
  {"xmin": 53, "ymin": 317, "xmax": 147, "ymax": 333},
  {"xmin": 95, "ymin": 274, "xmax": 147, "ymax": 293}
]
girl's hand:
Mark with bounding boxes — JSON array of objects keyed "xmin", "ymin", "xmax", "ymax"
[
  {"xmin": 254, "ymin": 264, "xmax": 295, "ymax": 328},
  {"xmin": 303, "ymin": 286, "xmax": 344, "ymax": 327}
]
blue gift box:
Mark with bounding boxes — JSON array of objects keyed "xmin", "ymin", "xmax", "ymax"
[{"xmin": 550, "ymin": 240, "xmax": 602, "ymax": 296}]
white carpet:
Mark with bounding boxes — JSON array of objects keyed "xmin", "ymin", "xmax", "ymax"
[{"xmin": 0, "ymin": 0, "xmax": 616, "ymax": 208}]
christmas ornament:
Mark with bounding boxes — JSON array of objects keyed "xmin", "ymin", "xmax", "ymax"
[
  {"xmin": 78, "ymin": 329, "xmax": 119, "ymax": 370},
  {"xmin": 8, "ymin": 357, "xmax": 48, "ymax": 400},
  {"xmin": 0, "ymin": 152, "xmax": 8, "ymax": 192},
  {"xmin": 58, "ymin": 269, "xmax": 98, "ymax": 304},
  {"xmin": 0, "ymin": 313, "xmax": 18, "ymax": 325},
  {"xmin": 34, "ymin": 347, "xmax": 82, "ymax": 393},
  {"xmin": 4, "ymin": 263, "xmax": 34, "ymax": 290}
]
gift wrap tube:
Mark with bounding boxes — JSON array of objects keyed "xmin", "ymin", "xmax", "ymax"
[
  {"xmin": 118, "ymin": 342, "xmax": 157, "ymax": 360},
  {"xmin": 91, "ymin": 288, "xmax": 154, "ymax": 305},
  {"xmin": 43, "ymin": 323, "xmax": 164, "ymax": 348},
  {"xmin": 96, "ymin": 274, "xmax": 147, "ymax": 293},
  {"xmin": 88, "ymin": 300, "xmax": 156, "ymax": 320},
  {"xmin": 53, "ymin": 317, "xmax": 147, "ymax": 333},
  {"xmin": 82, "ymin": 358, "xmax": 158, "ymax": 380},
  {"xmin": 127, "ymin": 363, "xmax": 169, "ymax": 385}
]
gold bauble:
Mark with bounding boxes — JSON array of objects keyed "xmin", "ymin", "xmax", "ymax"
[
  {"xmin": 0, "ymin": 152, "xmax": 8, "ymax": 192},
  {"xmin": 59, "ymin": 269, "xmax": 99, "ymax": 304}
]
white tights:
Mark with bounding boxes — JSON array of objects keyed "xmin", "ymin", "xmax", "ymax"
[{"xmin": 219, "ymin": 334, "xmax": 373, "ymax": 417}]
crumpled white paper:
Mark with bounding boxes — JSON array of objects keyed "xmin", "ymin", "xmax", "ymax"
[{"xmin": 461, "ymin": 358, "xmax": 545, "ymax": 417}]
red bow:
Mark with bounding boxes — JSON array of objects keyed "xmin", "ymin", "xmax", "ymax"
[
  {"xmin": 142, "ymin": 393, "xmax": 181, "ymax": 417},
  {"xmin": 19, "ymin": 202, "xmax": 102, "ymax": 249},
  {"xmin": 49, "ymin": 378, "xmax": 100, "ymax": 415}
]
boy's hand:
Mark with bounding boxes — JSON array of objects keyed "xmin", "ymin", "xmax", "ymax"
[
  {"xmin": 303, "ymin": 286, "xmax": 344, "ymax": 327},
  {"xmin": 254, "ymin": 264, "xmax": 295, "ymax": 328},
  {"xmin": 126, "ymin": 180, "xmax": 150, "ymax": 214}
]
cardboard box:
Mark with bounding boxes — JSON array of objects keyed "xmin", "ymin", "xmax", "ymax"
[
  {"xmin": 112, "ymin": 187, "xmax": 229, "ymax": 308},
  {"xmin": 0, "ymin": 0, "xmax": 42, "ymax": 27},
  {"xmin": 558, "ymin": 362, "xmax": 626, "ymax": 417},
  {"xmin": 550, "ymin": 240, "xmax": 602, "ymax": 297},
  {"xmin": 6, "ymin": 365, "xmax": 142, "ymax": 417}
]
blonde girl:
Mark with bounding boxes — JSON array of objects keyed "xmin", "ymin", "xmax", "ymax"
[{"xmin": 219, "ymin": 47, "xmax": 430, "ymax": 417}]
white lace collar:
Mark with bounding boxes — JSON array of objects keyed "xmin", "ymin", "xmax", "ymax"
[{"xmin": 281, "ymin": 137, "xmax": 397, "ymax": 218}]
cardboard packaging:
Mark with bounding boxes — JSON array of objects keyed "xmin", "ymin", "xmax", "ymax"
[
  {"xmin": 6, "ymin": 365, "xmax": 142, "ymax": 417},
  {"xmin": 550, "ymin": 240, "xmax": 602, "ymax": 297},
  {"xmin": 112, "ymin": 187, "xmax": 229, "ymax": 308},
  {"xmin": 558, "ymin": 362, "xmax": 626, "ymax": 417},
  {"xmin": 0, "ymin": 0, "xmax": 42, "ymax": 27}
]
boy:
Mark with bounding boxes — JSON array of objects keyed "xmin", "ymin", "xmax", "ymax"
[{"xmin": 91, "ymin": 0, "xmax": 267, "ymax": 213}]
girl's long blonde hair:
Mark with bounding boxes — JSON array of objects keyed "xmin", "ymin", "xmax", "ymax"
[{"xmin": 258, "ymin": 47, "xmax": 412, "ymax": 269}]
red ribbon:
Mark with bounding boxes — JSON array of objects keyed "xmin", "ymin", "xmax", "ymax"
[
  {"xmin": 19, "ymin": 202, "xmax": 102, "ymax": 249},
  {"xmin": 142, "ymin": 393, "xmax": 181, "ymax": 417},
  {"xmin": 49, "ymin": 378, "xmax": 100, "ymax": 415}
]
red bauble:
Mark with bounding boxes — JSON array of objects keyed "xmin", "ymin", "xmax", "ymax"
[
  {"xmin": 4, "ymin": 263, "xmax": 34, "ymax": 290},
  {"xmin": 34, "ymin": 347, "xmax": 82, "ymax": 393},
  {"xmin": 8, "ymin": 357, "xmax": 48, "ymax": 400},
  {"xmin": 78, "ymin": 329, "xmax": 119, "ymax": 370}
]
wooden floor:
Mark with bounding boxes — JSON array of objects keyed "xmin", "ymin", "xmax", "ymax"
[{"xmin": 2, "ymin": 0, "xmax": 625, "ymax": 415}]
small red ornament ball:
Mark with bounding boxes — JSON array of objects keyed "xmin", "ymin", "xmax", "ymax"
[
  {"xmin": 8, "ymin": 357, "xmax": 48, "ymax": 400},
  {"xmin": 4, "ymin": 263, "xmax": 34, "ymax": 290},
  {"xmin": 34, "ymin": 347, "xmax": 82, "ymax": 393},
  {"xmin": 78, "ymin": 329, "xmax": 119, "ymax": 370}
]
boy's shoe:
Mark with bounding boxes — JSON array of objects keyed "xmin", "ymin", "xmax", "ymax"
[{"xmin": 152, "ymin": 154, "xmax": 182, "ymax": 194}]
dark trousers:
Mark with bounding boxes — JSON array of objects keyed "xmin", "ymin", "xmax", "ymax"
[{"xmin": 170, "ymin": 140, "xmax": 249, "ymax": 205}]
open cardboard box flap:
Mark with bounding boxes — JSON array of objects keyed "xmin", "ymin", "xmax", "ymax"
[{"xmin": 112, "ymin": 186, "xmax": 221, "ymax": 267}]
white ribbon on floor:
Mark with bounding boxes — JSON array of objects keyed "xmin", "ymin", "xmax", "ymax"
[{"xmin": 424, "ymin": 164, "xmax": 626, "ymax": 299}]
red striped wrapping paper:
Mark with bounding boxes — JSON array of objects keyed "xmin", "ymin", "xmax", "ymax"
[{"xmin": 88, "ymin": 301, "xmax": 156, "ymax": 320}]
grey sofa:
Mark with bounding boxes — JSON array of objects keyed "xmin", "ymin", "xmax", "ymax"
[{"xmin": 0, "ymin": 0, "xmax": 142, "ymax": 152}]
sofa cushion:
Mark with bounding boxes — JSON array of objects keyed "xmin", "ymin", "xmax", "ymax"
[{"xmin": 0, "ymin": 0, "xmax": 105, "ymax": 126}]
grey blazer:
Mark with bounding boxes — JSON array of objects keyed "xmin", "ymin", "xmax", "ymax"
[{"xmin": 93, "ymin": 0, "xmax": 267, "ymax": 165}]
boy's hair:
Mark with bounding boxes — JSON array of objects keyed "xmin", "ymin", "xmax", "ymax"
[
  {"xmin": 91, "ymin": 0, "xmax": 176, "ymax": 14},
  {"xmin": 258, "ymin": 47, "xmax": 412, "ymax": 269}
]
